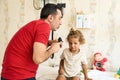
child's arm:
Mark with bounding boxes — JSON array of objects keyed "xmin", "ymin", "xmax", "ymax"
[
  {"xmin": 58, "ymin": 59, "xmax": 64, "ymax": 75},
  {"xmin": 82, "ymin": 63, "xmax": 92, "ymax": 80}
]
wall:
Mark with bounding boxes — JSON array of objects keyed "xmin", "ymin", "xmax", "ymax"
[
  {"xmin": 0, "ymin": 0, "xmax": 40, "ymax": 64},
  {"xmin": 0, "ymin": 0, "xmax": 120, "ymax": 71}
]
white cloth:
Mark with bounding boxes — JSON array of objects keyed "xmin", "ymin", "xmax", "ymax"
[{"xmin": 61, "ymin": 48, "xmax": 87, "ymax": 77}]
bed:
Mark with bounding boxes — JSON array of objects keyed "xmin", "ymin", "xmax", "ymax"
[
  {"xmin": 36, "ymin": 64, "xmax": 120, "ymax": 80},
  {"xmin": 0, "ymin": 65, "xmax": 119, "ymax": 80}
]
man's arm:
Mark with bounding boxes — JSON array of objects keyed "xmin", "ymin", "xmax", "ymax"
[{"xmin": 33, "ymin": 42, "xmax": 61, "ymax": 64}]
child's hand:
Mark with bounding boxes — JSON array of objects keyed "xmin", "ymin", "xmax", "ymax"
[{"xmin": 84, "ymin": 77, "xmax": 92, "ymax": 80}]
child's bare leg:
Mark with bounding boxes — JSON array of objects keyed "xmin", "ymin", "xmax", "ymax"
[
  {"xmin": 71, "ymin": 76, "xmax": 80, "ymax": 80},
  {"xmin": 56, "ymin": 75, "xmax": 66, "ymax": 80}
]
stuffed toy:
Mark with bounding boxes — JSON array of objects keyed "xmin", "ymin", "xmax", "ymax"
[
  {"xmin": 114, "ymin": 68, "xmax": 120, "ymax": 79},
  {"xmin": 93, "ymin": 52, "xmax": 107, "ymax": 71}
]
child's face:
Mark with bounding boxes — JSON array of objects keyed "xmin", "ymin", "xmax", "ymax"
[{"xmin": 68, "ymin": 37, "xmax": 80, "ymax": 53}]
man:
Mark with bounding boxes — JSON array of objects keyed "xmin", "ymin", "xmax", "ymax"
[{"xmin": 1, "ymin": 3, "xmax": 63, "ymax": 80}]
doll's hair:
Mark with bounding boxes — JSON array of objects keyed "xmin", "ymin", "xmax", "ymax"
[
  {"xmin": 94, "ymin": 52, "xmax": 102, "ymax": 57},
  {"xmin": 67, "ymin": 28, "xmax": 85, "ymax": 45}
]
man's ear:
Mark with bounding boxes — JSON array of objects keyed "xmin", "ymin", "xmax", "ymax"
[{"xmin": 48, "ymin": 15, "xmax": 53, "ymax": 22}]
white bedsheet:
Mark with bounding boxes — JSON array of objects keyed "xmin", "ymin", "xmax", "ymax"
[
  {"xmin": 0, "ymin": 65, "xmax": 119, "ymax": 80},
  {"xmin": 36, "ymin": 65, "xmax": 59, "ymax": 80},
  {"xmin": 36, "ymin": 65, "xmax": 120, "ymax": 80},
  {"xmin": 83, "ymin": 70, "xmax": 119, "ymax": 80}
]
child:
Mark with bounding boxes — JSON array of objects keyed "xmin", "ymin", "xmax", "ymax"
[{"xmin": 56, "ymin": 28, "xmax": 92, "ymax": 80}]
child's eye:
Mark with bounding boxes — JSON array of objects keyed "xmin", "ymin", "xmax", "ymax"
[
  {"xmin": 74, "ymin": 42, "xmax": 78, "ymax": 45},
  {"xmin": 74, "ymin": 43, "xmax": 77, "ymax": 44},
  {"xmin": 69, "ymin": 43, "xmax": 72, "ymax": 45}
]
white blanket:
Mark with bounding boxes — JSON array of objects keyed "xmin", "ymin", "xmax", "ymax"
[
  {"xmin": 36, "ymin": 65, "xmax": 58, "ymax": 80},
  {"xmin": 0, "ymin": 65, "xmax": 119, "ymax": 80},
  {"xmin": 83, "ymin": 70, "xmax": 119, "ymax": 80},
  {"xmin": 36, "ymin": 65, "xmax": 120, "ymax": 80}
]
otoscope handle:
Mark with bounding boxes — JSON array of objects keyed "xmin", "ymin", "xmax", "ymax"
[{"xmin": 51, "ymin": 37, "xmax": 62, "ymax": 59}]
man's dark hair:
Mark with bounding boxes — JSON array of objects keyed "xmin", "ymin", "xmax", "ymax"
[{"xmin": 40, "ymin": 3, "xmax": 62, "ymax": 19}]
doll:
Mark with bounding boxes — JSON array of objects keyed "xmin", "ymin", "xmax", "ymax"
[{"xmin": 93, "ymin": 52, "xmax": 107, "ymax": 71}]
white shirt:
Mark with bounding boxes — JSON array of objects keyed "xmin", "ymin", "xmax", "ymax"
[{"xmin": 61, "ymin": 48, "xmax": 87, "ymax": 77}]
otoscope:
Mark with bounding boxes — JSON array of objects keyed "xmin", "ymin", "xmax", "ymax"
[{"xmin": 51, "ymin": 37, "xmax": 63, "ymax": 59}]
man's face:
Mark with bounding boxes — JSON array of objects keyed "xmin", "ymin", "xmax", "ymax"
[{"xmin": 50, "ymin": 9, "xmax": 62, "ymax": 31}]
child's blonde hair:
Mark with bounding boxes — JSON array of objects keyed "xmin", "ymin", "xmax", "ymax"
[{"xmin": 67, "ymin": 28, "xmax": 85, "ymax": 45}]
